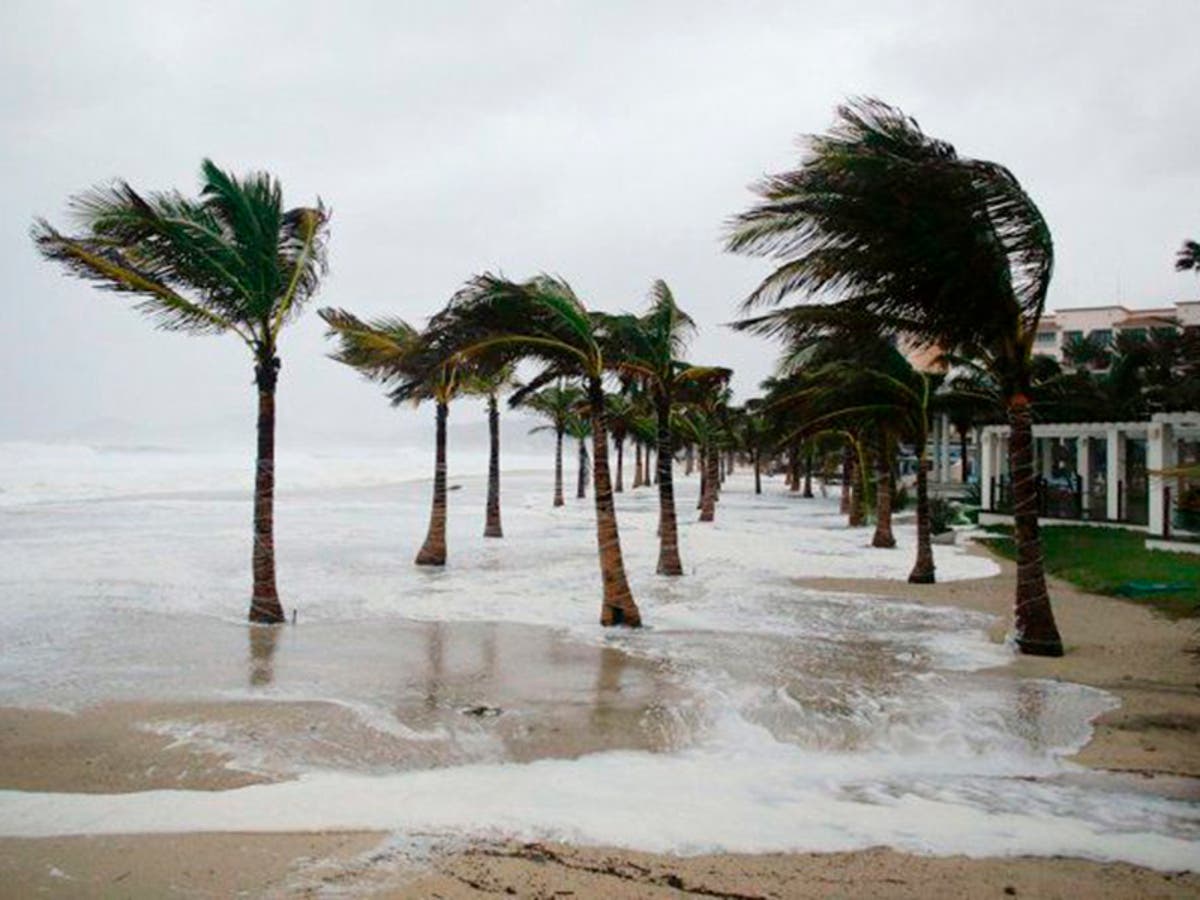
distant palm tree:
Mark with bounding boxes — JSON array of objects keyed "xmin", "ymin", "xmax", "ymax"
[
  {"xmin": 675, "ymin": 398, "xmax": 728, "ymax": 523},
  {"xmin": 33, "ymin": 160, "xmax": 328, "ymax": 624},
  {"xmin": 319, "ymin": 309, "xmax": 467, "ymax": 567},
  {"xmin": 735, "ymin": 402, "xmax": 772, "ymax": 495},
  {"xmin": 515, "ymin": 382, "xmax": 584, "ymax": 507},
  {"xmin": 1175, "ymin": 239, "xmax": 1200, "ymax": 272},
  {"xmin": 566, "ymin": 411, "xmax": 592, "ymax": 500},
  {"xmin": 726, "ymin": 98, "xmax": 1065, "ymax": 656},
  {"xmin": 431, "ymin": 274, "xmax": 642, "ymax": 627},
  {"xmin": 1061, "ymin": 333, "xmax": 1113, "ymax": 372},
  {"xmin": 478, "ymin": 365, "xmax": 517, "ymax": 538},
  {"xmin": 603, "ymin": 391, "xmax": 638, "ymax": 493}
]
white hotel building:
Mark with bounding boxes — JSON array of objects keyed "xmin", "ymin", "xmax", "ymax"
[{"xmin": 1032, "ymin": 300, "xmax": 1200, "ymax": 361}]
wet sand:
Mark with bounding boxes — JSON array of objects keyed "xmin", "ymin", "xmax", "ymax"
[
  {"xmin": 3, "ymin": 834, "xmax": 1197, "ymax": 898},
  {"xmin": 1, "ymin": 538, "xmax": 1196, "ymax": 896}
]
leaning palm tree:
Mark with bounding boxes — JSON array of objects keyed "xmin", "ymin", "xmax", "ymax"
[
  {"xmin": 33, "ymin": 160, "xmax": 328, "ymax": 624},
  {"xmin": 431, "ymin": 274, "xmax": 642, "ymax": 627},
  {"xmin": 515, "ymin": 381, "xmax": 584, "ymax": 507},
  {"xmin": 319, "ymin": 309, "xmax": 468, "ymax": 567},
  {"xmin": 727, "ymin": 97, "xmax": 1064, "ymax": 655},
  {"xmin": 607, "ymin": 281, "xmax": 727, "ymax": 575}
]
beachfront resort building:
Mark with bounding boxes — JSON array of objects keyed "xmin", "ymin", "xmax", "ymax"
[
  {"xmin": 978, "ymin": 411, "xmax": 1200, "ymax": 548},
  {"xmin": 1033, "ymin": 300, "xmax": 1200, "ymax": 363}
]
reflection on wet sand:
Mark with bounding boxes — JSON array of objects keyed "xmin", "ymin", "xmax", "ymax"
[
  {"xmin": 248, "ymin": 624, "xmax": 281, "ymax": 687},
  {"xmin": 385, "ymin": 621, "xmax": 689, "ymax": 766}
]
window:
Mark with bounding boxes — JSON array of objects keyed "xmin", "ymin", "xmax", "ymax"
[
  {"xmin": 1036, "ymin": 332, "xmax": 1056, "ymax": 344},
  {"xmin": 1088, "ymin": 329, "xmax": 1113, "ymax": 346},
  {"xmin": 1063, "ymin": 330, "xmax": 1082, "ymax": 343}
]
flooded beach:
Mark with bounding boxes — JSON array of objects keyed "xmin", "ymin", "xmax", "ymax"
[{"xmin": 0, "ymin": 445, "xmax": 1195, "ymax": 878}]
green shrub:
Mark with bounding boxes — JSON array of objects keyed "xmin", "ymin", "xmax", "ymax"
[{"xmin": 929, "ymin": 497, "xmax": 953, "ymax": 534}]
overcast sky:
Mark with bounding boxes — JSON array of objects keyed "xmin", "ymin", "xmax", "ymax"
[{"xmin": 1, "ymin": 1, "xmax": 1196, "ymax": 444}]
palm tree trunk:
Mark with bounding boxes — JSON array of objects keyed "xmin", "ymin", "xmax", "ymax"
[
  {"xmin": 872, "ymin": 434, "xmax": 896, "ymax": 548},
  {"xmin": 633, "ymin": 442, "xmax": 644, "ymax": 488},
  {"xmin": 614, "ymin": 433, "xmax": 625, "ymax": 493},
  {"xmin": 789, "ymin": 444, "xmax": 801, "ymax": 493},
  {"xmin": 576, "ymin": 437, "xmax": 588, "ymax": 499},
  {"xmin": 553, "ymin": 426, "xmax": 565, "ymax": 507},
  {"xmin": 589, "ymin": 380, "xmax": 641, "ymax": 627},
  {"xmin": 685, "ymin": 444, "xmax": 694, "ymax": 476},
  {"xmin": 700, "ymin": 444, "xmax": 717, "ymax": 521},
  {"xmin": 484, "ymin": 393, "xmax": 502, "ymax": 538},
  {"xmin": 416, "ymin": 401, "xmax": 448, "ymax": 566},
  {"xmin": 840, "ymin": 445, "xmax": 853, "ymax": 515},
  {"xmin": 697, "ymin": 454, "xmax": 706, "ymax": 509},
  {"xmin": 908, "ymin": 453, "xmax": 936, "ymax": 583},
  {"xmin": 849, "ymin": 463, "xmax": 866, "ymax": 526},
  {"xmin": 1008, "ymin": 395, "xmax": 1063, "ymax": 656},
  {"xmin": 250, "ymin": 355, "xmax": 284, "ymax": 624},
  {"xmin": 655, "ymin": 397, "xmax": 683, "ymax": 575},
  {"xmin": 803, "ymin": 448, "xmax": 814, "ymax": 498},
  {"xmin": 753, "ymin": 449, "xmax": 762, "ymax": 495}
]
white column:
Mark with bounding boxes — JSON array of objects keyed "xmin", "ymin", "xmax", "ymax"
[
  {"xmin": 1040, "ymin": 437, "xmax": 1055, "ymax": 479},
  {"xmin": 1106, "ymin": 428, "xmax": 1124, "ymax": 520},
  {"xmin": 972, "ymin": 425, "xmax": 983, "ymax": 484},
  {"xmin": 1076, "ymin": 436, "xmax": 1091, "ymax": 518},
  {"xmin": 981, "ymin": 431, "xmax": 995, "ymax": 508},
  {"xmin": 1147, "ymin": 422, "xmax": 1175, "ymax": 536}
]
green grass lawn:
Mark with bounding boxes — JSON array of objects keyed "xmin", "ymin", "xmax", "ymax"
[{"xmin": 982, "ymin": 526, "xmax": 1200, "ymax": 619}]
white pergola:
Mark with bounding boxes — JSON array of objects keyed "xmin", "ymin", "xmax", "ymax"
[{"xmin": 978, "ymin": 411, "xmax": 1200, "ymax": 536}]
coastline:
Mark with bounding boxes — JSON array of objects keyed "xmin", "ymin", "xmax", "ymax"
[{"xmin": 1, "ymin": 536, "xmax": 1196, "ymax": 897}]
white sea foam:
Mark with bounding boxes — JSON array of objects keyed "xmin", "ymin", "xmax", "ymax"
[{"xmin": 0, "ymin": 444, "xmax": 1194, "ymax": 868}]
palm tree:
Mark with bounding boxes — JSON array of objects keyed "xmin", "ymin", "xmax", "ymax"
[
  {"xmin": 736, "ymin": 402, "xmax": 772, "ymax": 495},
  {"xmin": 319, "ymin": 309, "xmax": 466, "ymax": 567},
  {"xmin": 1175, "ymin": 239, "xmax": 1200, "ymax": 272},
  {"xmin": 603, "ymin": 391, "xmax": 638, "ymax": 493},
  {"xmin": 477, "ymin": 365, "xmax": 517, "ymax": 538},
  {"xmin": 566, "ymin": 411, "xmax": 592, "ymax": 500},
  {"xmin": 608, "ymin": 281, "xmax": 726, "ymax": 575},
  {"xmin": 758, "ymin": 320, "xmax": 941, "ymax": 563},
  {"xmin": 675, "ymin": 399, "xmax": 728, "ymax": 523},
  {"xmin": 33, "ymin": 160, "xmax": 328, "ymax": 624},
  {"xmin": 727, "ymin": 98, "xmax": 1064, "ymax": 655},
  {"xmin": 1061, "ymin": 333, "xmax": 1113, "ymax": 372},
  {"xmin": 430, "ymin": 274, "xmax": 642, "ymax": 627},
  {"xmin": 515, "ymin": 382, "xmax": 584, "ymax": 507}
]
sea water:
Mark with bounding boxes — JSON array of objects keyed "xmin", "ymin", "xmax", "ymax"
[{"xmin": 0, "ymin": 441, "xmax": 1195, "ymax": 869}]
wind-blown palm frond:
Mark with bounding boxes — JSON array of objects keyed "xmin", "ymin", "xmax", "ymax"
[
  {"xmin": 33, "ymin": 160, "xmax": 328, "ymax": 350},
  {"xmin": 319, "ymin": 307, "xmax": 462, "ymax": 406},
  {"xmin": 432, "ymin": 273, "xmax": 603, "ymax": 380},
  {"xmin": 1175, "ymin": 239, "xmax": 1200, "ymax": 272},
  {"xmin": 726, "ymin": 97, "xmax": 1053, "ymax": 375}
]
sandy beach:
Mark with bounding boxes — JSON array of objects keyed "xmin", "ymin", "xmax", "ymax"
[{"xmin": 0, "ymin": 466, "xmax": 1196, "ymax": 897}]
